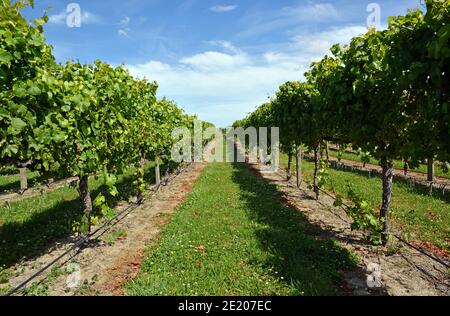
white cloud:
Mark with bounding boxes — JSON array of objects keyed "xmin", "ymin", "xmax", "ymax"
[
  {"xmin": 238, "ymin": 3, "xmax": 342, "ymax": 38},
  {"xmin": 292, "ymin": 25, "xmax": 367, "ymax": 55},
  {"xmin": 81, "ymin": 12, "xmax": 102, "ymax": 24},
  {"xmin": 127, "ymin": 50, "xmax": 304, "ymax": 126},
  {"xmin": 180, "ymin": 51, "xmax": 249, "ymax": 71},
  {"xmin": 48, "ymin": 10, "xmax": 102, "ymax": 25},
  {"xmin": 280, "ymin": 3, "xmax": 340, "ymax": 22},
  {"xmin": 210, "ymin": 5, "xmax": 238, "ymax": 13},
  {"xmin": 126, "ymin": 25, "xmax": 367, "ymax": 126},
  {"xmin": 128, "ymin": 52, "xmax": 298, "ymax": 125},
  {"xmin": 207, "ymin": 40, "xmax": 241, "ymax": 54},
  {"xmin": 48, "ymin": 12, "xmax": 66, "ymax": 25}
]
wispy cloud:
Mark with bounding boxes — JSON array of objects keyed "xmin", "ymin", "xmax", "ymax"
[
  {"xmin": 210, "ymin": 5, "xmax": 238, "ymax": 13},
  {"xmin": 178, "ymin": 0, "xmax": 198, "ymax": 13},
  {"xmin": 48, "ymin": 12, "xmax": 66, "ymax": 25},
  {"xmin": 280, "ymin": 3, "xmax": 340, "ymax": 22},
  {"xmin": 292, "ymin": 25, "xmax": 367, "ymax": 55},
  {"xmin": 48, "ymin": 10, "xmax": 102, "ymax": 25},
  {"xmin": 237, "ymin": 3, "xmax": 341, "ymax": 38},
  {"xmin": 206, "ymin": 40, "xmax": 241, "ymax": 54}
]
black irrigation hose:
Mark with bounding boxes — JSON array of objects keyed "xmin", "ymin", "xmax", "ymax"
[
  {"xmin": 314, "ymin": 186, "xmax": 450, "ymax": 270},
  {"xmin": 90, "ymin": 163, "xmax": 188, "ymax": 242},
  {"xmin": 277, "ymin": 167, "xmax": 450, "ymax": 270},
  {"xmin": 4, "ymin": 162, "xmax": 192, "ymax": 297},
  {"xmin": 4, "ymin": 233, "xmax": 90, "ymax": 297},
  {"xmin": 89, "ymin": 203, "xmax": 137, "ymax": 241},
  {"xmin": 4, "ymin": 205, "xmax": 141, "ymax": 297},
  {"xmin": 392, "ymin": 235, "xmax": 450, "ymax": 270},
  {"xmin": 243, "ymin": 141, "xmax": 450, "ymax": 272}
]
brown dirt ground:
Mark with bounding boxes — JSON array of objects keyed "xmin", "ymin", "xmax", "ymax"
[
  {"xmin": 249, "ymin": 162, "xmax": 450, "ymax": 296},
  {"xmin": 5, "ymin": 162, "xmax": 207, "ymax": 296}
]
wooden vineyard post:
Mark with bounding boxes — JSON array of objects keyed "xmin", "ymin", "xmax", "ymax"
[
  {"xmin": 337, "ymin": 144, "xmax": 342, "ymax": 163},
  {"xmin": 47, "ymin": 178, "xmax": 54, "ymax": 188},
  {"xmin": 427, "ymin": 158, "xmax": 435, "ymax": 182},
  {"xmin": 137, "ymin": 156, "xmax": 146, "ymax": 202},
  {"xmin": 155, "ymin": 156, "xmax": 161, "ymax": 187},
  {"xmin": 380, "ymin": 161, "xmax": 394, "ymax": 245},
  {"xmin": 295, "ymin": 144, "xmax": 302, "ymax": 188},
  {"xmin": 164, "ymin": 161, "xmax": 170, "ymax": 183},
  {"xmin": 79, "ymin": 175, "xmax": 93, "ymax": 233},
  {"xmin": 403, "ymin": 160, "xmax": 409, "ymax": 176},
  {"xmin": 313, "ymin": 145, "xmax": 320, "ymax": 200},
  {"xmin": 287, "ymin": 151, "xmax": 293, "ymax": 181},
  {"xmin": 19, "ymin": 168, "xmax": 28, "ymax": 192}
]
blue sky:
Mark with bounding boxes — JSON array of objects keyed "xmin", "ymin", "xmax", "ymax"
[{"xmin": 23, "ymin": 0, "xmax": 423, "ymax": 127}]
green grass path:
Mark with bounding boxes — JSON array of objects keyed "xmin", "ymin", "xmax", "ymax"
[{"xmin": 127, "ymin": 163, "xmax": 356, "ymax": 296}]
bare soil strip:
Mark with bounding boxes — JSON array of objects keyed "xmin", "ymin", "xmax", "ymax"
[
  {"xmin": 5, "ymin": 162, "xmax": 207, "ymax": 296},
  {"xmin": 248, "ymin": 163, "xmax": 450, "ymax": 296}
]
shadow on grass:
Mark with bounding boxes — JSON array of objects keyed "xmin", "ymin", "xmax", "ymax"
[
  {"xmin": 0, "ymin": 173, "xmax": 51, "ymax": 194},
  {"xmin": 0, "ymin": 163, "xmax": 171, "ymax": 268},
  {"xmin": 230, "ymin": 162, "xmax": 365, "ymax": 296},
  {"xmin": 0, "ymin": 198, "xmax": 84, "ymax": 268},
  {"xmin": 304, "ymin": 156, "xmax": 450, "ymax": 204},
  {"xmin": 340, "ymin": 164, "xmax": 450, "ymax": 204}
]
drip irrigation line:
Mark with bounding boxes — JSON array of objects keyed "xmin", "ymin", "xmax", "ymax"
[
  {"xmin": 4, "ymin": 233, "xmax": 90, "ymax": 297},
  {"xmin": 4, "ymin": 162, "xmax": 192, "ymax": 297},
  {"xmin": 239, "ymin": 141, "xmax": 450, "ymax": 272},
  {"xmin": 315, "ymin": 182, "xmax": 450, "ymax": 270},
  {"xmin": 91, "ymin": 164, "xmax": 188, "ymax": 242},
  {"xmin": 392, "ymin": 235, "xmax": 450, "ymax": 270},
  {"xmin": 277, "ymin": 168, "xmax": 450, "ymax": 270}
]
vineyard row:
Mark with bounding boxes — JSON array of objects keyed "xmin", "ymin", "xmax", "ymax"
[{"xmin": 234, "ymin": 0, "xmax": 450, "ymax": 245}]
